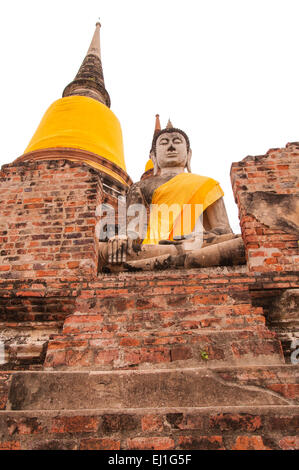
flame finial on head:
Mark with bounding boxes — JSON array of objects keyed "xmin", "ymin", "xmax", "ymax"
[{"xmin": 166, "ymin": 118, "xmax": 174, "ymax": 129}]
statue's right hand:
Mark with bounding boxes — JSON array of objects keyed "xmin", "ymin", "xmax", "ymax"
[{"xmin": 107, "ymin": 235, "xmax": 134, "ymax": 264}]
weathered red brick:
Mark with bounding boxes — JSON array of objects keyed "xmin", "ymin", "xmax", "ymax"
[
  {"xmin": 170, "ymin": 347, "xmax": 193, "ymax": 362},
  {"xmin": 127, "ymin": 437, "xmax": 174, "ymax": 450},
  {"xmin": 102, "ymin": 414, "xmax": 139, "ymax": 433},
  {"xmin": 94, "ymin": 349, "xmax": 119, "ymax": 365},
  {"xmin": 232, "ymin": 436, "xmax": 271, "ymax": 450},
  {"xmin": 278, "ymin": 437, "xmax": 299, "ymax": 450},
  {"xmin": 51, "ymin": 415, "xmax": 99, "ymax": 433},
  {"xmin": 0, "ymin": 266, "xmax": 10, "ymax": 272},
  {"xmin": 80, "ymin": 438, "xmax": 120, "ymax": 450},
  {"xmin": 267, "ymin": 384, "xmax": 299, "ymax": 399},
  {"xmin": 7, "ymin": 417, "xmax": 43, "ymax": 435},
  {"xmin": 178, "ymin": 436, "xmax": 224, "ymax": 450},
  {"xmin": 209, "ymin": 413, "xmax": 262, "ymax": 432},
  {"xmin": 141, "ymin": 415, "xmax": 164, "ymax": 432},
  {"xmin": 119, "ymin": 337, "xmax": 141, "ymax": 347},
  {"xmin": 191, "ymin": 294, "xmax": 229, "ymax": 305},
  {"xmin": 166, "ymin": 413, "xmax": 203, "ymax": 430},
  {"xmin": 0, "ymin": 441, "xmax": 21, "ymax": 450}
]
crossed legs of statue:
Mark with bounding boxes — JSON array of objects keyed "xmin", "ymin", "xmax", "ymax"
[
  {"xmin": 98, "ymin": 199, "xmax": 245, "ymax": 272},
  {"xmin": 98, "ymin": 232, "xmax": 244, "ymax": 272}
]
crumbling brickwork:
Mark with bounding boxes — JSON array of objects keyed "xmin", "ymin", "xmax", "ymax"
[
  {"xmin": 0, "ymin": 160, "xmax": 103, "ymax": 281},
  {"xmin": 231, "ymin": 143, "xmax": 299, "ymax": 358},
  {"xmin": 0, "ymin": 143, "xmax": 298, "ymax": 450},
  {"xmin": 231, "ymin": 143, "xmax": 299, "ymax": 273},
  {"xmin": 0, "ymin": 159, "xmax": 125, "ymax": 369}
]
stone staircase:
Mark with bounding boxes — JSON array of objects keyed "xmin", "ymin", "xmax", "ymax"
[
  {"xmin": 0, "ymin": 268, "xmax": 297, "ymax": 450},
  {"xmin": 44, "ymin": 269, "xmax": 284, "ymax": 370},
  {"xmin": 0, "ymin": 365, "xmax": 298, "ymax": 450}
]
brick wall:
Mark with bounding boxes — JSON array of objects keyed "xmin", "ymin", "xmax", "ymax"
[
  {"xmin": 0, "ymin": 158, "xmax": 128, "ymax": 368},
  {"xmin": 0, "ymin": 160, "xmax": 103, "ymax": 281},
  {"xmin": 231, "ymin": 143, "xmax": 299, "ymax": 273},
  {"xmin": 0, "ymin": 147, "xmax": 298, "ymax": 449}
]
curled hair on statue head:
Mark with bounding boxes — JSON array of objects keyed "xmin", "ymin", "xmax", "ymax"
[{"xmin": 151, "ymin": 128, "xmax": 190, "ymax": 155}]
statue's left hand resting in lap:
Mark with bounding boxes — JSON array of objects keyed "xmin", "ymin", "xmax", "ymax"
[{"xmin": 98, "ymin": 122, "xmax": 245, "ymax": 270}]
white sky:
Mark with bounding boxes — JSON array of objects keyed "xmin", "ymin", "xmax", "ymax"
[{"xmin": 1, "ymin": 0, "xmax": 299, "ymax": 232}]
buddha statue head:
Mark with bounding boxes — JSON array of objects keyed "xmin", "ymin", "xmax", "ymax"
[{"xmin": 150, "ymin": 120, "xmax": 192, "ymax": 176}]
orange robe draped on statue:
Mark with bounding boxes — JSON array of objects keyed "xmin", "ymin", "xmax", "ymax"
[{"xmin": 143, "ymin": 173, "xmax": 224, "ymax": 245}]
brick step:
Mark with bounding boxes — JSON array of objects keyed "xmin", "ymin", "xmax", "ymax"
[
  {"xmin": 74, "ymin": 271, "xmax": 257, "ymax": 322},
  {"xmin": 0, "ymin": 405, "xmax": 298, "ymax": 450},
  {"xmin": 76, "ymin": 285, "xmax": 255, "ymax": 316},
  {"xmin": 62, "ymin": 304, "xmax": 266, "ymax": 335},
  {"xmin": 44, "ymin": 327, "xmax": 284, "ymax": 370},
  {"xmin": 1, "ymin": 365, "xmax": 297, "ymax": 411},
  {"xmin": 43, "ymin": 270, "xmax": 283, "ymax": 371}
]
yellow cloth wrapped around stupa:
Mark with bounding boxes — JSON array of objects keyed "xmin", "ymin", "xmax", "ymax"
[
  {"xmin": 143, "ymin": 172, "xmax": 224, "ymax": 244},
  {"xmin": 145, "ymin": 159, "xmax": 154, "ymax": 172},
  {"xmin": 24, "ymin": 95, "xmax": 127, "ymax": 184}
]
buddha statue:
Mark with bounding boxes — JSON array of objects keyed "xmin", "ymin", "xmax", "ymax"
[{"xmin": 98, "ymin": 119, "xmax": 245, "ymax": 271}]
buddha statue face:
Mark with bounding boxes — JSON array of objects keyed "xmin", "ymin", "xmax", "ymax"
[{"xmin": 151, "ymin": 130, "xmax": 192, "ymax": 175}]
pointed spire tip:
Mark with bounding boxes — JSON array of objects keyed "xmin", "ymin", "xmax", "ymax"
[
  {"xmin": 62, "ymin": 20, "xmax": 110, "ymax": 107},
  {"xmin": 154, "ymin": 114, "xmax": 161, "ymax": 132}
]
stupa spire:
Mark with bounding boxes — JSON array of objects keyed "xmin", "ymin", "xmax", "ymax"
[
  {"xmin": 154, "ymin": 114, "xmax": 161, "ymax": 133},
  {"xmin": 63, "ymin": 22, "xmax": 111, "ymax": 107},
  {"xmin": 87, "ymin": 21, "xmax": 102, "ymax": 58},
  {"xmin": 144, "ymin": 114, "xmax": 161, "ymax": 173}
]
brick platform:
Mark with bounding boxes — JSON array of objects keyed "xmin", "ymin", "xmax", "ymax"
[
  {"xmin": 0, "ymin": 143, "xmax": 298, "ymax": 449},
  {"xmin": 44, "ymin": 269, "xmax": 284, "ymax": 370}
]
